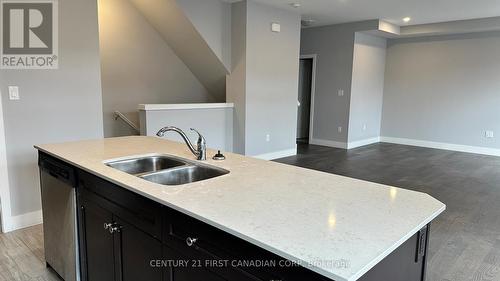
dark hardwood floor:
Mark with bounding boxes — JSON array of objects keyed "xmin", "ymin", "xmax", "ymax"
[{"xmin": 276, "ymin": 142, "xmax": 500, "ymax": 281}]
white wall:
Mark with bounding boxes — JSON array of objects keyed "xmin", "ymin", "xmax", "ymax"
[
  {"xmin": 0, "ymin": 0, "xmax": 104, "ymax": 231},
  {"xmin": 99, "ymin": 0, "xmax": 212, "ymax": 137},
  {"xmin": 382, "ymin": 31, "xmax": 500, "ymax": 149},
  {"xmin": 349, "ymin": 33, "xmax": 387, "ymax": 143}
]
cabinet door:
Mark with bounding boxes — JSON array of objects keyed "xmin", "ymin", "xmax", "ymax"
[
  {"xmin": 359, "ymin": 226, "xmax": 428, "ymax": 281},
  {"xmin": 79, "ymin": 197, "xmax": 115, "ymax": 281},
  {"xmin": 114, "ymin": 217, "xmax": 163, "ymax": 281}
]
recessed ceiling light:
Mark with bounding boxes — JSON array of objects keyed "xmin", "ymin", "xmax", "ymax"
[
  {"xmin": 290, "ymin": 3, "xmax": 301, "ymax": 8},
  {"xmin": 403, "ymin": 17, "xmax": 411, "ymax": 23}
]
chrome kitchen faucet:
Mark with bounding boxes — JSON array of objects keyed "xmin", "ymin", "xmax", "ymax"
[{"xmin": 156, "ymin": 126, "xmax": 207, "ymax": 161}]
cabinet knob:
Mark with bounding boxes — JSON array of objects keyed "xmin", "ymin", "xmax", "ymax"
[{"xmin": 186, "ymin": 237, "xmax": 198, "ymax": 247}]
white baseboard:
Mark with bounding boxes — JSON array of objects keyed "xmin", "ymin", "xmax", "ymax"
[
  {"xmin": 254, "ymin": 147, "xmax": 297, "ymax": 160},
  {"xmin": 310, "ymin": 137, "xmax": 379, "ymax": 150},
  {"xmin": 3, "ymin": 210, "xmax": 43, "ymax": 233},
  {"xmin": 347, "ymin": 137, "xmax": 381, "ymax": 149},
  {"xmin": 380, "ymin": 137, "xmax": 500, "ymax": 157},
  {"xmin": 309, "ymin": 136, "xmax": 500, "ymax": 156},
  {"xmin": 310, "ymin": 138, "xmax": 347, "ymax": 149}
]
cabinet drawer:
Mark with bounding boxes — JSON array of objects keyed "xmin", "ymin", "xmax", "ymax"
[
  {"xmin": 164, "ymin": 209, "xmax": 279, "ymax": 280},
  {"xmin": 78, "ymin": 170, "xmax": 162, "ymax": 239},
  {"xmin": 164, "ymin": 209, "xmax": 241, "ymax": 259},
  {"xmin": 164, "ymin": 245, "xmax": 266, "ymax": 281},
  {"xmin": 163, "ymin": 209, "xmax": 329, "ymax": 281}
]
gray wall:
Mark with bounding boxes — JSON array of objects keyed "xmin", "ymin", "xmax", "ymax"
[
  {"xmin": 227, "ymin": 0, "xmax": 301, "ymax": 156},
  {"xmin": 300, "ymin": 22, "xmax": 376, "ymax": 144},
  {"xmin": 348, "ymin": 33, "xmax": 386, "ymax": 142},
  {"xmin": 99, "ymin": 0, "xmax": 212, "ymax": 137},
  {"xmin": 129, "ymin": 0, "xmax": 228, "ymax": 101},
  {"xmin": 0, "ymin": 0, "xmax": 104, "ymax": 216},
  {"xmin": 244, "ymin": 0, "xmax": 301, "ymax": 156},
  {"xmin": 176, "ymin": 0, "xmax": 232, "ymax": 70},
  {"xmin": 226, "ymin": 1, "xmax": 247, "ymax": 154},
  {"xmin": 382, "ymin": 31, "xmax": 500, "ymax": 148}
]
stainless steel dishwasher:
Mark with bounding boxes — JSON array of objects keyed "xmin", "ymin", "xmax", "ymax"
[{"xmin": 39, "ymin": 153, "xmax": 79, "ymax": 281}]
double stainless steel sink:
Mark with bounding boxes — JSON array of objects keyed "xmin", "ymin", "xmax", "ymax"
[{"xmin": 105, "ymin": 155, "xmax": 229, "ymax": 185}]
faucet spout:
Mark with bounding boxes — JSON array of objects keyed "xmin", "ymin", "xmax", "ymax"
[{"xmin": 156, "ymin": 126, "xmax": 207, "ymax": 160}]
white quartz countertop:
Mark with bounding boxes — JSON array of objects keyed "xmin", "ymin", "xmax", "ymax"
[
  {"xmin": 138, "ymin": 103, "xmax": 234, "ymax": 111},
  {"xmin": 35, "ymin": 136, "xmax": 445, "ymax": 281}
]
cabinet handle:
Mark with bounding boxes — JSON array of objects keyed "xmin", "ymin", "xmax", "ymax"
[
  {"xmin": 109, "ymin": 224, "xmax": 122, "ymax": 234},
  {"xmin": 104, "ymin": 223, "xmax": 121, "ymax": 234},
  {"xmin": 186, "ymin": 237, "xmax": 198, "ymax": 247}
]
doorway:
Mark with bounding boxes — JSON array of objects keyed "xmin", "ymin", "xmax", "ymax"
[{"xmin": 297, "ymin": 55, "xmax": 316, "ymax": 144}]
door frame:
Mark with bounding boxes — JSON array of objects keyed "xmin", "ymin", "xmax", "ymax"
[
  {"xmin": 0, "ymin": 91, "xmax": 12, "ymax": 233},
  {"xmin": 299, "ymin": 54, "xmax": 317, "ymax": 144}
]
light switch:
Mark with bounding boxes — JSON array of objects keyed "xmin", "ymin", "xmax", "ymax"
[
  {"xmin": 485, "ymin": 131, "xmax": 494, "ymax": 138},
  {"xmin": 8, "ymin": 86, "xmax": 20, "ymax": 100},
  {"xmin": 271, "ymin": 23, "xmax": 281, "ymax": 33}
]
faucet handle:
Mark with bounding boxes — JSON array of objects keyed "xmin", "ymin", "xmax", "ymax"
[
  {"xmin": 190, "ymin": 128, "xmax": 205, "ymax": 142},
  {"xmin": 190, "ymin": 128, "xmax": 207, "ymax": 160}
]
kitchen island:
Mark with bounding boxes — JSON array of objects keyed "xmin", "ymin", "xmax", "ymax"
[{"xmin": 35, "ymin": 136, "xmax": 445, "ymax": 281}]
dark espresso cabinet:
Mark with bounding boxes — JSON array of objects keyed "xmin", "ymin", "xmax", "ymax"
[
  {"xmin": 78, "ymin": 197, "xmax": 114, "ymax": 281},
  {"xmin": 77, "ymin": 176, "xmax": 163, "ymax": 281},
  {"xmin": 39, "ymin": 150, "xmax": 429, "ymax": 281},
  {"xmin": 115, "ymin": 217, "xmax": 163, "ymax": 281}
]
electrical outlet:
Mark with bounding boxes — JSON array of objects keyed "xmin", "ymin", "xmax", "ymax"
[
  {"xmin": 338, "ymin": 126, "xmax": 342, "ymax": 133},
  {"xmin": 8, "ymin": 86, "xmax": 19, "ymax": 100},
  {"xmin": 266, "ymin": 134, "xmax": 271, "ymax": 142},
  {"xmin": 485, "ymin": 131, "xmax": 494, "ymax": 138},
  {"xmin": 271, "ymin": 23, "xmax": 281, "ymax": 33},
  {"xmin": 338, "ymin": 89, "xmax": 344, "ymax": 97}
]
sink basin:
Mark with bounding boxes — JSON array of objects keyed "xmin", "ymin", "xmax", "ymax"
[
  {"xmin": 140, "ymin": 165, "xmax": 229, "ymax": 186},
  {"xmin": 105, "ymin": 154, "xmax": 229, "ymax": 185},
  {"xmin": 105, "ymin": 155, "xmax": 186, "ymax": 175}
]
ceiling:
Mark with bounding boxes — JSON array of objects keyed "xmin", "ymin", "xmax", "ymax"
[{"xmin": 226, "ymin": 0, "xmax": 500, "ymax": 27}]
